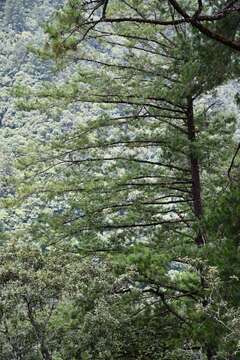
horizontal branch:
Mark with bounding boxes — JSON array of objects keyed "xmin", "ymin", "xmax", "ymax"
[
  {"xmin": 68, "ymin": 156, "xmax": 190, "ymax": 172},
  {"xmin": 71, "ymin": 218, "xmax": 193, "ymax": 232}
]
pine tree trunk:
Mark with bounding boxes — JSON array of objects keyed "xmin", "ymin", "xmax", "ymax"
[{"xmin": 186, "ymin": 96, "xmax": 205, "ymax": 246}]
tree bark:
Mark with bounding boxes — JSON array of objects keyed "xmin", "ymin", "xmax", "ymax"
[{"xmin": 186, "ymin": 96, "xmax": 205, "ymax": 246}]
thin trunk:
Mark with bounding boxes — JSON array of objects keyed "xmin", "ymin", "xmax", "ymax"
[
  {"xmin": 186, "ymin": 96, "xmax": 205, "ymax": 246},
  {"xmin": 206, "ymin": 347, "xmax": 215, "ymax": 360},
  {"xmin": 25, "ymin": 298, "xmax": 52, "ymax": 360},
  {"xmin": 40, "ymin": 343, "xmax": 52, "ymax": 360}
]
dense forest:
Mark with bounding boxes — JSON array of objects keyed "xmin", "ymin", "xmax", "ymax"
[{"xmin": 0, "ymin": 0, "xmax": 240, "ymax": 359}]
